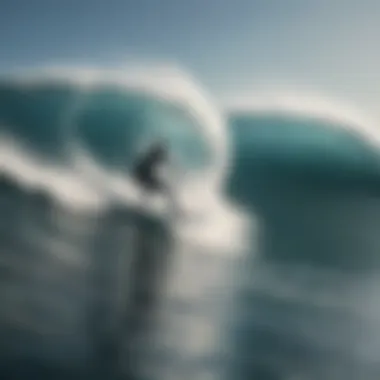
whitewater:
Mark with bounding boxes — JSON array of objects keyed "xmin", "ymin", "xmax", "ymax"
[{"xmin": 1, "ymin": 65, "xmax": 380, "ymax": 380}]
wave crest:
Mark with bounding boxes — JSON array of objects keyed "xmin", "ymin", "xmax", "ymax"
[{"xmin": 223, "ymin": 92, "xmax": 380, "ymax": 149}]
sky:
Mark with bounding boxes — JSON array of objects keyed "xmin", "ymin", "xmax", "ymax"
[{"xmin": 1, "ymin": 0, "xmax": 380, "ymax": 117}]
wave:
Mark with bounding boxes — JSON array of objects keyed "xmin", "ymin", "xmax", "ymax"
[
  {"xmin": 3, "ymin": 70, "xmax": 380, "ymax": 208},
  {"xmin": 224, "ymin": 97, "xmax": 380, "ymax": 272},
  {"xmin": 0, "ymin": 65, "xmax": 228, "ymax": 204},
  {"xmin": 223, "ymin": 92, "xmax": 380, "ymax": 155},
  {"xmin": 0, "ymin": 65, "xmax": 247, "ymax": 254},
  {"xmin": 1, "ymin": 65, "xmax": 228, "ymax": 183},
  {"xmin": 3, "ymin": 68, "xmax": 380, "ymax": 254},
  {"xmin": 225, "ymin": 93, "xmax": 380, "ymax": 178},
  {"xmin": 4, "ymin": 67, "xmax": 380, "ymax": 378}
]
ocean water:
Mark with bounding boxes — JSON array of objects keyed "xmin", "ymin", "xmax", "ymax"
[{"xmin": 1, "ymin": 67, "xmax": 380, "ymax": 380}]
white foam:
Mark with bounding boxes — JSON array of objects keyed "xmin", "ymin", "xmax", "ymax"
[
  {"xmin": 174, "ymin": 182, "xmax": 249, "ymax": 255},
  {"xmin": 0, "ymin": 134, "xmax": 107, "ymax": 211}
]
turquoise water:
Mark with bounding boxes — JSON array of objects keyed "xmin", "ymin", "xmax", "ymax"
[
  {"xmin": 0, "ymin": 81, "xmax": 212, "ymax": 170},
  {"xmin": 1, "ymin": 70, "xmax": 380, "ymax": 379},
  {"xmin": 227, "ymin": 113, "xmax": 380, "ymax": 379}
]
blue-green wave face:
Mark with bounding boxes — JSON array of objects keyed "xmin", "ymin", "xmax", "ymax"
[
  {"xmin": 227, "ymin": 111, "xmax": 380, "ymax": 271},
  {"xmin": 0, "ymin": 79, "xmax": 217, "ymax": 175},
  {"xmin": 229, "ymin": 112, "xmax": 380, "ymax": 178},
  {"xmin": 223, "ymin": 110, "xmax": 380, "ymax": 379},
  {"xmin": 0, "ymin": 82, "xmax": 75, "ymax": 159},
  {"xmin": 74, "ymin": 86, "xmax": 212, "ymax": 171}
]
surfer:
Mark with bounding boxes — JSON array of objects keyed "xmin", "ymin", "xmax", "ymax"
[{"xmin": 132, "ymin": 140, "xmax": 180, "ymax": 217}]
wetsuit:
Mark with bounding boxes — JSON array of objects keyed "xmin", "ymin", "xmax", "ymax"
[{"xmin": 132, "ymin": 145, "xmax": 168, "ymax": 193}]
